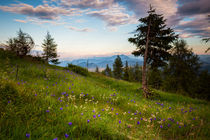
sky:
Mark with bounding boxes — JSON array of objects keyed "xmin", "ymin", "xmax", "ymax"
[{"xmin": 0, "ymin": 0, "xmax": 209, "ymax": 58}]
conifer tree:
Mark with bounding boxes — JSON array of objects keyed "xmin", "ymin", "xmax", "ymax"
[
  {"xmin": 123, "ymin": 61, "xmax": 129, "ymax": 81},
  {"xmin": 113, "ymin": 55, "xmax": 123, "ymax": 79},
  {"xmin": 5, "ymin": 29, "xmax": 34, "ymax": 56},
  {"xmin": 95, "ymin": 66, "xmax": 99, "ymax": 73},
  {"xmin": 102, "ymin": 64, "xmax": 112, "ymax": 77},
  {"xmin": 42, "ymin": 32, "xmax": 59, "ymax": 64},
  {"xmin": 128, "ymin": 6, "xmax": 177, "ymax": 98}
]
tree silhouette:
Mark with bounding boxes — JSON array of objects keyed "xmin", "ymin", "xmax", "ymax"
[
  {"xmin": 5, "ymin": 29, "xmax": 34, "ymax": 56},
  {"xmin": 128, "ymin": 6, "xmax": 177, "ymax": 98},
  {"xmin": 123, "ymin": 61, "xmax": 129, "ymax": 81},
  {"xmin": 42, "ymin": 32, "xmax": 59, "ymax": 64},
  {"xmin": 113, "ymin": 55, "xmax": 123, "ymax": 79}
]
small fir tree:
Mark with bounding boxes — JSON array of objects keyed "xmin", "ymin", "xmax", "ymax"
[{"xmin": 42, "ymin": 32, "xmax": 59, "ymax": 64}]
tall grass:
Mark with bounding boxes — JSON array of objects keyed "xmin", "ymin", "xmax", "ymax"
[{"xmin": 0, "ymin": 50, "xmax": 209, "ymax": 139}]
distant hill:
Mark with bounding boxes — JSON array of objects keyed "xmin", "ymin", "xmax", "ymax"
[
  {"xmin": 199, "ymin": 55, "xmax": 210, "ymax": 72},
  {"xmin": 58, "ymin": 54, "xmax": 143, "ymax": 71},
  {"xmin": 58, "ymin": 54, "xmax": 210, "ymax": 72}
]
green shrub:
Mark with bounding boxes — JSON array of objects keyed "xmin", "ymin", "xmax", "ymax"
[{"xmin": 67, "ymin": 63, "xmax": 89, "ymax": 76}]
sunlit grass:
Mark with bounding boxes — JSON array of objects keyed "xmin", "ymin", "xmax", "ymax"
[{"xmin": 0, "ymin": 50, "xmax": 209, "ymax": 139}]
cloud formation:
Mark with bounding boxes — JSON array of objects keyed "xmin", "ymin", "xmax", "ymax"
[
  {"xmin": 60, "ymin": 0, "xmax": 114, "ymax": 9},
  {"xmin": 0, "ymin": 3, "xmax": 80, "ymax": 20},
  {"xmin": 87, "ymin": 3, "xmax": 137, "ymax": 29},
  {"xmin": 0, "ymin": 0, "xmax": 209, "ymax": 36},
  {"xmin": 66, "ymin": 26, "xmax": 93, "ymax": 32}
]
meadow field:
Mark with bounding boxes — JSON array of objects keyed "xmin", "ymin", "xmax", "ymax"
[{"xmin": 0, "ymin": 50, "xmax": 209, "ymax": 140}]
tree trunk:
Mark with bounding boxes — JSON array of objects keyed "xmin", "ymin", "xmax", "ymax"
[{"xmin": 142, "ymin": 18, "xmax": 151, "ymax": 98}]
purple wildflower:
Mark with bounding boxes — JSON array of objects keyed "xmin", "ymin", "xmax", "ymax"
[
  {"xmin": 8, "ymin": 101, "xmax": 11, "ymax": 104},
  {"xmin": 160, "ymin": 125, "xmax": 163, "ymax": 128},
  {"xmin": 93, "ymin": 115, "xmax": 96, "ymax": 118},
  {"xmin": 60, "ymin": 107, "xmax": 63, "ymax": 110},
  {"xmin": 169, "ymin": 107, "xmax": 171, "ymax": 109},
  {"xmin": 98, "ymin": 114, "xmax": 101, "ymax": 117},
  {"xmin": 46, "ymin": 110, "xmax": 50, "ymax": 113},
  {"xmin": 119, "ymin": 120, "xmax": 121, "ymax": 124},
  {"xmin": 26, "ymin": 133, "xmax": 30, "ymax": 138},
  {"xmin": 68, "ymin": 122, "xmax": 72, "ymax": 126},
  {"xmin": 35, "ymin": 94, "xmax": 37, "ymax": 96},
  {"xmin": 137, "ymin": 121, "xmax": 140, "ymax": 125},
  {"xmin": 65, "ymin": 133, "xmax": 69, "ymax": 138},
  {"xmin": 87, "ymin": 119, "xmax": 90, "ymax": 123},
  {"xmin": 102, "ymin": 109, "xmax": 104, "ymax": 111},
  {"xmin": 81, "ymin": 113, "xmax": 83, "ymax": 116},
  {"xmin": 116, "ymin": 113, "xmax": 118, "ymax": 115},
  {"xmin": 53, "ymin": 138, "xmax": 58, "ymax": 140},
  {"xmin": 179, "ymin": 126, "xmax": 181, "ymax": 128}
]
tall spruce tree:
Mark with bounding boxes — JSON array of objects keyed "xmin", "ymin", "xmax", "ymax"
[
  {"xmin": 128, "ymin": 6, "xmax": 177, "ymax": 98},
  {"xmin": 42, "ymin": 32, "xmax": 59, "ymax": 64},
  {"xmin": 113, "ymin": 55, "xmax": 123, "ymax": 79},
  {"xmin": 123, "ymin": 61, "xmax": 129, "ymax": 81}
]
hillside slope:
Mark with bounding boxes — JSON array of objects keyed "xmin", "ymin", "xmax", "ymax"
[{"xmin": 0, "ymin": 50, "xmax": 209, "ymax": 140}]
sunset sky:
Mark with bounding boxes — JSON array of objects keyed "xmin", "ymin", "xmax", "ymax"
[{"xmin": 0, "ymin": 0, "xmax": 209, "ymax": 58}]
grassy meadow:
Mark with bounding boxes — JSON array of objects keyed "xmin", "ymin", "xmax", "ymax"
[{"xmin": 0, "ymin": 50, "xmax": 209, "ymax": 140}]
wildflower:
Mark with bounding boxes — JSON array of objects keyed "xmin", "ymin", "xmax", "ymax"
[
  {"xmin": 102, "ymin": 109, "xmax": 104, "ymax": 111},
  {"xmin": 141, "ymin": 118, "xmax": 143, "ymax": 120},
  {"xmin": 179, "ymin": 126, "xmax": 181, "ymax": 128},
  {"xmin": 93, "ymin": 115, "xmax": 96, "ymax": 118},
  {"xmin": 65, "ymin": 133, "xmax": 69, "ymax": 138},
  {"xmin": 168, "ymin": 124, "xmax": 171, "ymax": 127},
  {"xmin": 116, "ymin": 113, "xmax": 118, "ymax": 115},
  {"xmin": 169, "ymin": 107, "xmax": 171, "ymax": 109},
  {"xmin": 46, "ymin": 110, "xmax": 50, "ymax": 113},
  {"xmin": 137, "ymin": 121, "xmax": 140, "ymax": 125},
  {"xmin": 8, "ymin": 101, "xmax": 11, "ymax": 104},
  {"xmin": 53, "ymin": 138, "xmax": 58, "ymax": 140},
  {"xmin": 35, "ymin": 94, "xmax": 37, "ymax": 96},
  {"xmin": 81, "ymin": 113, "xmax": 83, "ymax": 116},
  {"xmin": 111, "ymin": 108, "xmax": 114, "ymax": 111},
  {"xmin": 160, "ymin": 125, "xmax": 163, "ymax": 128},
  {"xmin": 98, "ymin": 114, "xmax": 101, "ymax": 117},
  {"xmin": 68, "ymin": 122, "xmax": 72, "ymax": 126},
  {"xmin": 60, "ymin": 107, "xmax": 63, "ymax": 110},
  {"xmin": 193, "ymin": 118, "xmax": 195, "ymax": 120},
  {"xmin": 119, "ymin": 120, "xmax": 121, "ymax": 124},
  {"xmin": 87, "ymin": 119, "xmax": 90, "ymax": 123},
  {"xmin": 26, "ymin": 133, "xmax": 30, "ymax": 138}
]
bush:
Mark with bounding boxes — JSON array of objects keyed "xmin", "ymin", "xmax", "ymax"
[{"xmin": 67, "ymin": 64, "xmax": 89, "ymax": 76}]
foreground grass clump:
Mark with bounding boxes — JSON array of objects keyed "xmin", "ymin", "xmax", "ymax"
[{"xmin": 0, "ymin": 50, "xmax": 209, "ymax": 140}]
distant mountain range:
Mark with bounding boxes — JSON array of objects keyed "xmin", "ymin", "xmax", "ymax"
[
  {"xmin": 199, "ymin": 55, "xmax": 210, "ymax": 71},
  {"xmin": 58, "ymin": 55, "xmax": 143, "ymax": 71},
  {"xmin": 58, "ymin": 54, "xmax": 210, "ymax": 72}
]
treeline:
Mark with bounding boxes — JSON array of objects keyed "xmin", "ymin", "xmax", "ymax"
[
  {"xmin": 2, "ymin": 29, "xmax": 59, "ymax": 64},
  {"xmin": 99, "ymin": 40, "xmax": 210, "ymax": 100}
]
